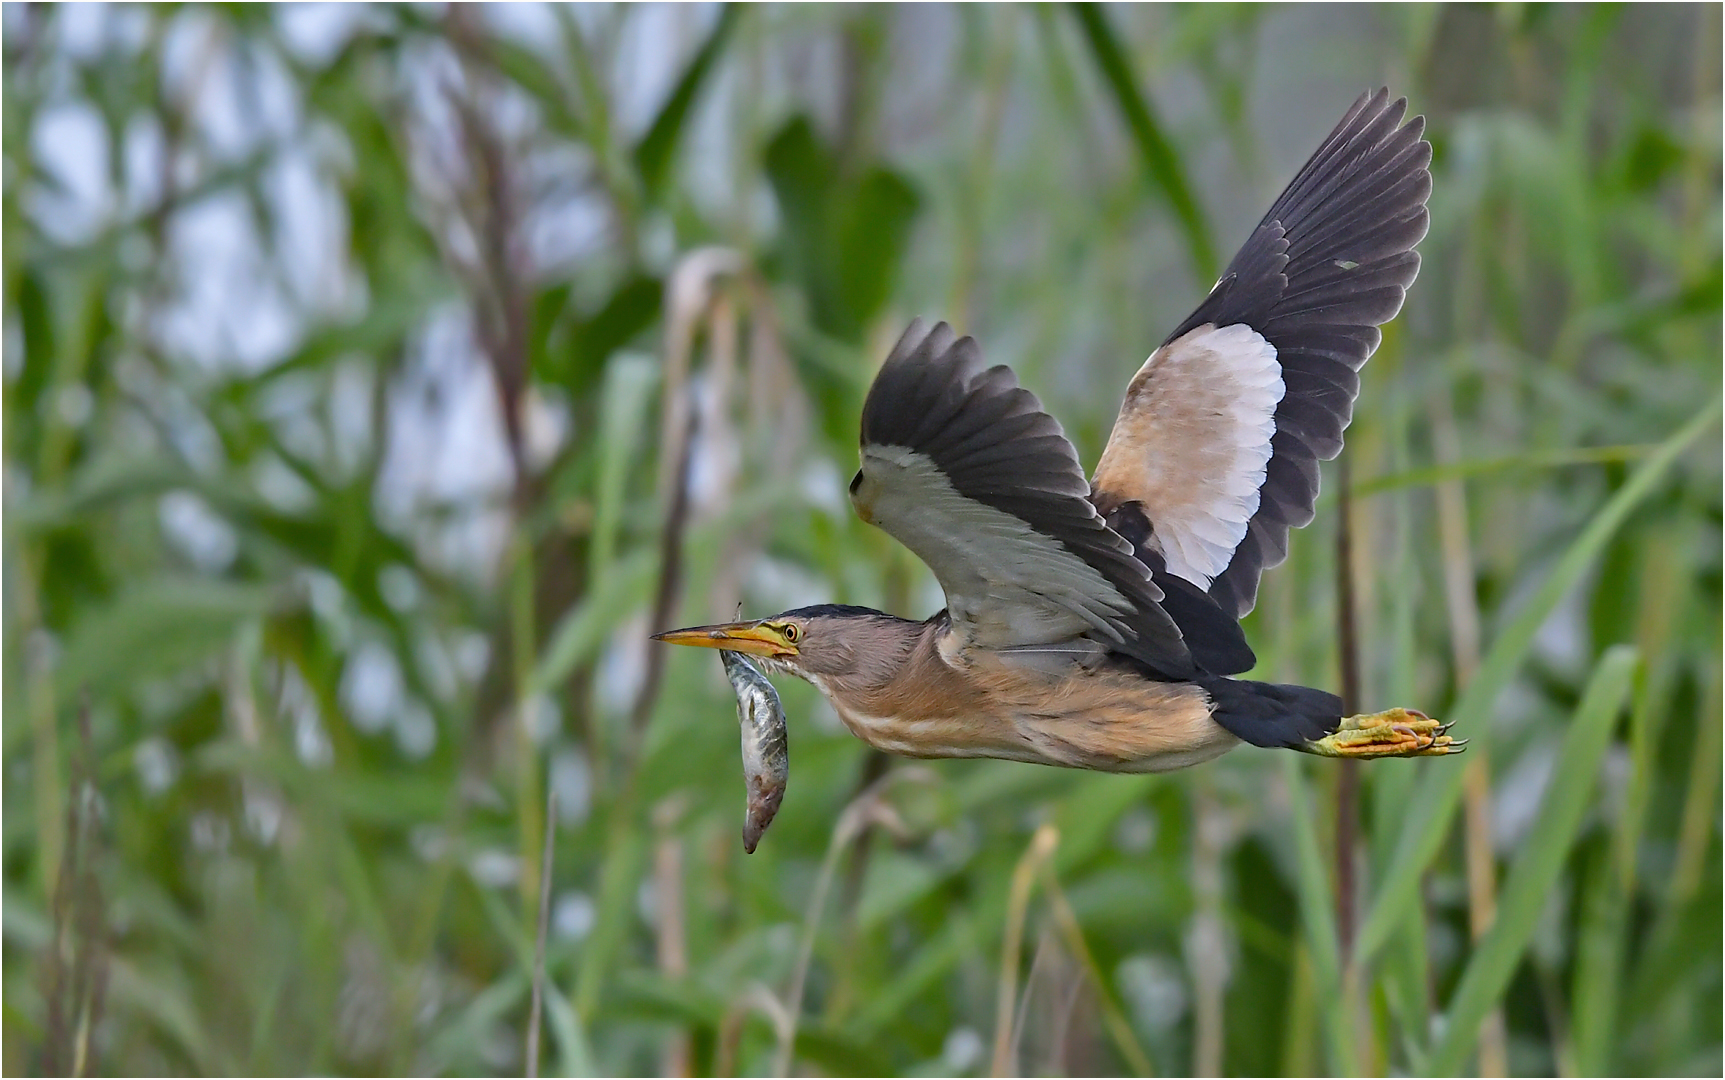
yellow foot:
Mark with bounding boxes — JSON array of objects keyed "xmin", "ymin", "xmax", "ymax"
[{"xmin": 1302, "ymin": 708, "xmax": 1465, "ymax": 759}]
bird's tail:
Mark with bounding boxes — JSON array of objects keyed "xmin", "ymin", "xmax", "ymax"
[{"xmin": 1199, "ymin": 678, "xmax": 1342, "ymax": 749}]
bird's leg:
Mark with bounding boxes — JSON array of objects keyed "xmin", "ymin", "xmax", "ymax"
[{"xmin": 1301, "ymin": 708, "xmax": 1464, "ymax": 759}]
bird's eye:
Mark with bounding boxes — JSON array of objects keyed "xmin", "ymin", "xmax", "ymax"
[{"xmin": 782, "ymin": 623, "xmax": 802, "ymax": 643}]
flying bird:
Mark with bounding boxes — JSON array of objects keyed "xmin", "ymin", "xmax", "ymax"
[{"xmin": 656, "ymin": 89, "xmax": 1460, "ymax": 772}]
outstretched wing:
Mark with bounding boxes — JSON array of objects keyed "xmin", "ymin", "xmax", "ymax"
[
  {"xmin": 853, "ymin": 319, "xmax": 1203, "ymax": 679},
  {"xmin": 1092, "ymin": 88, "xmax": 1432, "ymax": 621}
]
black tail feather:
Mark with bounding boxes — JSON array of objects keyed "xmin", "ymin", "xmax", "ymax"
[{"xmin": 1201, "ymin": 678, "xmax": 1341, "ymax": 748}]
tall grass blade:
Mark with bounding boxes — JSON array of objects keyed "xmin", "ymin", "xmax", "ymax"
[
  {"xmin": 573, "ymin": 815, "xmax": 648, "ymax": 1022},
  {"xmin": 545, "ymin": 981, "xmax": 594, "ymax": 1078},
  {"xmin": 1282, "ymin": 757, "xmax": 1357, "ymax": 1076},
  {"xmin": 588, "ymin": 354, "xmax": 659, "ymax": 580},
  {"xmin": 528, "ymin": 788, "xmax": 558, "ymax": 1079},
  {"xmin": 1425, "ymin": 646, "xmax": 1638, "ymax": 1076},
  {"xmin": 1350, "ymin": 443, "xmax": 1659, "ymax": 498},
  {"xmin": 634, "ymin": 5, "xmax": 741, "ymax": 202},
  {"xmin": 1040, "ymin": 872, "xmax": 1156, "ymax": 1076},
  {"xmin": 54, "ymin": 580, "xmax": 282, "ymax": 697},
  {"xmin": 1067, "ymin": 4, "xmax": 1217, "ymax": 281},
  {"xmin": 531, "ymin": 549, "xmax": 657, "ymax": 697},
  {"xmin": 486, "ymin": 39, "xmax": 585, "ymax": 139},
  {"xmin": 1356, "ymin": 398, "xmax": 1718, "ymax": 965}
]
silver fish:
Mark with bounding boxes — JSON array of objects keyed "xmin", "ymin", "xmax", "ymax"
[{"xmin": 720, "ymin": 649, "xmax": 788, "ymax": 853}]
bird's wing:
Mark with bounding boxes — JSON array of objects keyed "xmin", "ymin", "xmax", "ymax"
[
  {"xmin": 1092, "ymin": 88, "xmax": 1431, "ymax": 621},
  {"xmin": 854, "ymin": 319, "xmax": 1197, "ymax": 679}
]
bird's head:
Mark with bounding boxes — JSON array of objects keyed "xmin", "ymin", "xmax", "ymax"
[{"xmin": 651, "ymin": 604, "xmax": 913, "ymax": 688}]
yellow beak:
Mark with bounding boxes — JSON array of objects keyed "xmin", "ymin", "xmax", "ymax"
[{"xmin": 650, "ymin": 621, "xmax": 798, "ymax": 658}]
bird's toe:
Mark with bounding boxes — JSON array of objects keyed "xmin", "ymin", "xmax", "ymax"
[{"xmin": 1302, "ymin": 708, "xmax": 1461, "ymax": 759}]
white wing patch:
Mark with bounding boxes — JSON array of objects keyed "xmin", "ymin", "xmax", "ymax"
[
  {"xmin": 1091, "ymin": 323, "xmax": 1284, "ymax": 588},
  {"xmin": 853, "ymin": 445, "xmax": 1134, "ymax": 650}
]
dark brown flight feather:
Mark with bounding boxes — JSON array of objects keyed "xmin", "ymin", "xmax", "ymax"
[
  {"xmin": 858, "ymin": 319, "xmax": 1198, "ymax": 679},
  {"xmin": 1099, "ymin": 88, "xmax": 1432, "ymax": 622}
]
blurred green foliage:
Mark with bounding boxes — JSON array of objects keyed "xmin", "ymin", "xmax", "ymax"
[{"xmin": 3, "ymin": 4, "xmax": 1720, "ymax": 1076}]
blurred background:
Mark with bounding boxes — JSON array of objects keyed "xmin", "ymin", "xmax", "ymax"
[{"xmin": 4, "ymin": 3, "xmax": 1720, "ymax": 1076}]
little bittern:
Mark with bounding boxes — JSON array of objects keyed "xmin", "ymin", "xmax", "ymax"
[{"xmin": 657, "ymin": 89, "xmax": 1460, "ymax": 771}]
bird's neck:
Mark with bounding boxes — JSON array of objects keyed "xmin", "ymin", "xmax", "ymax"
[
  {"xmin": 851, "ymin": 612, "xmax": 936, "ymax": 693},
  {"xmin": 835, "ymin": 616, "xmax": 982, "ymax": 716}
]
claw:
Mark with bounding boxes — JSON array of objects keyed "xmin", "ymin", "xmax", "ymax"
[{"xmin": 1302, "ymin": 708, "xmax": 1463, "ymax": 760}]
